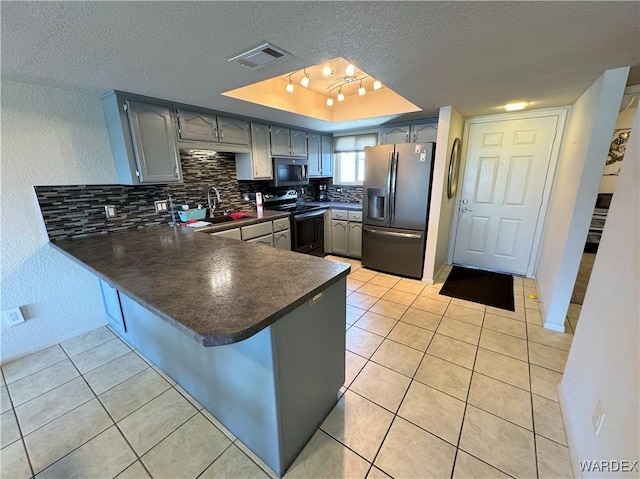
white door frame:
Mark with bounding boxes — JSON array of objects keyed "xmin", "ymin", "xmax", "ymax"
[{"xmin": 447, "ymin": 107, "xmax": 569, "ymax": 278}]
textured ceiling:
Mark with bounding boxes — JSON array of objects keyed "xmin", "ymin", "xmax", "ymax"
[{"xmin": 2, "ymin": 1, "xmax": 639, "ymax": 132}]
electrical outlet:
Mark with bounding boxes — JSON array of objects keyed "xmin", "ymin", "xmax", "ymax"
[
  {"xmin": 592, "ymin": 401, "xmax": 606, "ymax": 435},
  {"xmin": 154, "ymin": 200, "xmax": 169, "ymax": 213},
  {"xmin": 4, "ymin": 307, "xmax": 25, "ymax": 326},
  {"xmin": 104, "ymin": 205, "xmax": 117, "ymax": 218}
]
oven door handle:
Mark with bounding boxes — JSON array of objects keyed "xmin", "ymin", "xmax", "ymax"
[
  {"xmin": 363, "ymin": 226, "xmax": 422, "ymax": 239},
  {"xmin": 294, "ymin": 209, "xmax": 327, "ymax": 221}
]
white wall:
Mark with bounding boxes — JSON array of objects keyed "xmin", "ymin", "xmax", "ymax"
[
  {"xmin": 535, "ymin": 67, "xmax": 629, "ymax": 331},
  {"xmin": 423, "ymin": 106, "xmax": 463, "ymax": 283},
  {"xmin": 1, "ymin": 80, "xmax": 118, "ymax": 363},
  {"xmin": 598, "ymin": 105, "xmax": 637, "ymax": 193},
  {"xmin": 559, "ymin": 107, "xmax": 639, "ymax": 478}
]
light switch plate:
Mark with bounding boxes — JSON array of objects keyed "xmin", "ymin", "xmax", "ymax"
[
  {"xmin": 104, "ymin": 205, "xmax": 117, "ymax": 218},
  {"xmin": 4, "ymin": 307, "xmax": 25, "ymax": 326},
  {"xmin": 154, "ymin": 200, "xmax": 169, "ymax": 213}
]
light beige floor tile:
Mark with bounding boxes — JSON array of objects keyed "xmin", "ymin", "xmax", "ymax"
[
  {"xmin": 530, "ymin": 365, "xmax": 562, "ymax": 402},
  {"xmin": 371, "ymin": 340, "xmax": 424, "ymax": 377},
  {"xmin": 70, "ymin": 338, "xmax": 130, "ymax": 374},
  {"xmin": 399, "ymin": 381, "xmax": 465, "ymax": 445},
  {"xmin": 321, "ymin": 390, "xmax": 394, "ymax": 461},
  {"xmin": 483, "ymin": 313, "xmax": 527, "ymax": 339},
  {"xmin": 369, "ymin": 274, "xmax": 401, "ymax": 288},
  {"xmin": 99, "ymin": 367, "xmax": 171, "ymax": 422},
  {"xmin": 1, "ymin": 409, "xmax": 20, "ymax": 448},
  {"xmin": 524, "ymin": 297, "xmax": 541, "ymax": 310},
  {"xmin": 528, "ymin": 342, "xmax": 568, "ymax": 373},
  {"xmin": 468, "ymin": 373, "xmax": 532, "ymax": 430},
  {"xmin": 2, "ymin": 345, "xmax": 67, "ymax": 384},
  {"xmin": 392, "ymin": 278, "xmax": 426, "ymax": 295},
  {"xmin": 486, "ymin": 306, "xmax": 526, "ymax": 322},
  {"xmin": 387, "ymin": 322, "xmax": 434, "ymax": 351},
  {"xmin": 536, "ymin": 434, "xmax": 574, "ymax": 479},
  {"xmin": 174, "ymin": 383, "xmax": 204, "ymax": 410},
  {"xmin": 532, "ymin": 394, "xmax": 567, "ymax": 445},
  {"xmin": 346, "ymin": 327, "xmax": 384, "ymax": 359},
  {"xmin": 346, "ymin": 305, "xmax": 366, "ymax": 325},
  {"xmin": 1, "ymin": 386, "xmax": 12, "ymax": 414},
  {"xmin": 347, "ymin": 292, "xmax": 379, "ymax": 310},
  {"xmin": 345, "ymin": 351, "xmax": 367, "ymax": 387},
  {"xmin": 357, "ymin": 283, "xmax": 391, "ymax": 298},
  {"xmin": 116, "ymin": 460, "xmax": 151, "ymax": 479},
  {"xmin": 84, "ymin": 351, "xmax": 148, "ymax": 396},
  {"xmin": 527, "ymin": 324, "xmax": 573, "ymax": 352},
  {"xmin": 7, "ymin": 359, "xmax": 79, "ymax": 407},
  {"xmin": 200, "ymin": 444, "xmax": 269, "ymax": 479},
  {"xmin": 349, "ymin": 269, "xmax": 378, "ymax": 283},
  {"xmin": 15, "ymin": 376, "xmax": 94, "ymax": 435},
  {"xmin": 354, "ymin": 311, "xmax": 398, "ymax": 336},
  {"xmin": 201, "ymin": 409, "xmax": 237, "ymax": 442},
  {"xmin": 459, "ymin": 406, "xmax": 536, "ymax": 478},
  {"xmin": 452, "ymin": 450, "xmax": 512, "ymax": 479},
  {"xmin": 412, "ymin": 296, "xmax": 449, "ymax": 315},
  {"xmin": 24, "ymin": 398, "xmax": 112, "ymax": 474},
  {"xmin": 419, "ymin": 286, "xmax": 449, "ymax": 301},
  {"xmin": 414, "ymin": 354, "xmax": 472, "ymax": 401},
  {"xmin": 118, "ymin": 388, "xmax": 197, "ymax": 455},
  {"xmin": 525, "ymin": 308, "xmax": 543, "ymax": 325},
  {"xmin": 450, "ymin": 298, "xmax": 486, "ymax": 312},
  {"xmin": 513, "ymin": 295, "xmax": 525, "ymax": 309},
  {"xmin": 37, "ymin": 425, "xmax": 135, "ymax": 479},
  {"xmin": 437, "ymin": 317, "xmax": 481, "ymax": 345},
  {"xmin": 427, "ymin": 334, "xmax": 477, "ymax": 369},
  {"xmin": 142, "ymin": 413, "xmax": 230, "ymax": 479},
  {"xmin": 375, "ymin": 417, "xmax": 456, "ymax": 479},
  {"xmin": 350, "ymin": 362, "xmax": 411, "ymax": 412},
  {"xmin": 347, "ymin": 277, "xmax": 366, "ymax": 291},
  {"xmin": 474, "ymin": 349, "xmax": 530, "ymax": 391},
  {"xmin": 479, "ymin": 329, "xmax": 528, "ymax": 361},
  {"xmin": 367, "ymin": 466, "xmax": 393, "ymax": 479},
  {"xmin": 369, "ymin": 299, "xmax": 408, "ymax": 320},
  {"xmin": 444, "ymin": 304, "xmax": 485, "ymax": 326},
  {"xmin": 0, "ymin": 438, "xmax": 31, "ymax": 479},
  {"xmin": 381, "ymin": 289, "xmax": 418, "ymax": 306},
  {"xmin": 400, "ymin": 307, "xmax": 442, "ymax": 331},
  {"xmin": 60, "ymin": 326, "xmax": 116, "ymax": 357},
  {"xmin": 283, "ymin": 430, "xmax": 369, "ymax": 479},
  {"xmin": 152, "ymin": 365, "xmax": 176, "ymax": 385}
]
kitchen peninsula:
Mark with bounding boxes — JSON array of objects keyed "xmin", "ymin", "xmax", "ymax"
[{"xmin": 52, "ymin": 226, "xmax": 350, "ymax": 477}]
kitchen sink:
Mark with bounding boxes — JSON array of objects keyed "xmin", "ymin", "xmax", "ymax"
[{"xmin": 206, "ymin": 214, "xmax": 254, "ymax": 224}]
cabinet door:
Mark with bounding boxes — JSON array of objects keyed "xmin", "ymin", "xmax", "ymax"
[
  {"xmin": 251, "ymin": 123, "xmax": 273, "ymax": 179},
  {"xmin": 411, "ymin": 123, "xmax": 438, "ymax": 143},
  {"xmin": 307, "ymin": 133, "xmax": 322, "ymax": 177},
  {"xmin": 217, "ymin": 117, "xmax": 250, "ymax": 146},
  {"xmin": 212, "ymin": 228, "xmax": 241, "ymax": 240},
  {"xmin": 274, "ymin": 230, "xmax": 291, "ymax": 250},
  {"xmin": 271, "ymin": 126, "xmax": 291, "ymax": 156},
  {"xmin": 177, "ymin": 109, "xmax": 218, "ymax": 142},
  {"xmin": 348, "ymin": 222, "xmax": 362, "ymax": 258},
  {"xmin": 126, "ymin": 100, "xmax": 181, "ymax": 183},
  {"xmin": 321, "ymin": 135, "xmax": 334, "ymax": 177},
  {"xmin": 380, "ymin": 125, "xmax": 410, "ymax": 144},
  {"xmin": 331, "ymin": 220, "xmax": 348, "ymax": 256},
  {"xmin": 290, "ymin": 129, "xmax": 308, "ymax": 158},
  {"xmin": 247, "ymin": 234, "xmax": 274, "ymax": 247}
]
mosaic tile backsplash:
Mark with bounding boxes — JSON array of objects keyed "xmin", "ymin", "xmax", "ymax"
[{"xmin": 35, "ymin": 151, "xmax": 364, "ymax": 241}]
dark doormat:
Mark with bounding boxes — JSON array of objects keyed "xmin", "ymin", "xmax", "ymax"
[{"xmin": 440, "ymin": 266, "xmax": 515, "ymax": 311}]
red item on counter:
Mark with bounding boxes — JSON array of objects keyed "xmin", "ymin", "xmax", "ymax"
[{"xmin": 230, "ymin": 212, "xmax": 251, "ymax": 220}]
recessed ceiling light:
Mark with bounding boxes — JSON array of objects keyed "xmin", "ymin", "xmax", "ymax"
[
  {"xmin": 503, "ymin": 101, "xmax": 529, "ymax": 111},
  {"xmin": 345, "ymin": 63, "xmax": 355, "ymax": 76},
  {"xmin": 322, "ymin": 65, "xmax": 332, "ymax": 76},
  {"xmin": 373, "ymin": 80, "xmax": 382, "ymax": 90}
]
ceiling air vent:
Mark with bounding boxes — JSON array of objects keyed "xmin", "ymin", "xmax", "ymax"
[{"xmin": 227, "ymin": 42, "xmax": 290, "ymax": 70}]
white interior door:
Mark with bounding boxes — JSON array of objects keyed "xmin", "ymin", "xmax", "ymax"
[{"xmin": 453, "ymin": 116, "xmax": 559, "ymax": 275}]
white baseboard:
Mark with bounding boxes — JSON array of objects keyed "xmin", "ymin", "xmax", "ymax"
[
  {"xmin": 558, "ymin": 382, "xmax": 583, "ymax": 479},
  {"xmin": 0, "ymin": 320, "xmax": 107, "ymax": 366},
  {"xmin": 543, "ymin": 320, "xmax": 566, "ymax": 333}
]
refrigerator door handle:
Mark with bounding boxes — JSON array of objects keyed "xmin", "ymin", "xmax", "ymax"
[
  {"xmin": 389, "ymin": 152, "xmax": 398, "ymax": 223},
  {"xmin": 364, "ymin": 226, "xmax": 422, "ymax": 239}
]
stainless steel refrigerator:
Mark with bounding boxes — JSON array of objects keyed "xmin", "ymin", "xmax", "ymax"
[{"xmin": 362, "ymin": 142, "xmax": 435, "ymax": 279}]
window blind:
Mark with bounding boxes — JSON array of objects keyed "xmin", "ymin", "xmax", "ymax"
[{"xmin": 333, "ymin": 133, "xmax": 378, "ymax": 152}]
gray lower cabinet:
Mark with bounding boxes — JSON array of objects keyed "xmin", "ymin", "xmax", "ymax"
[
  {"xmin": 211, "ymin": 228, "xmax": 242, "ymax": 240},
  {"xmin": 210, "ymin": 219, "xmax": 290, "ymax": 250},
  {"xmin": 331, "ymin": 220, "xmax": 348, "ymax": 256},
  {"xmin": 102, "ymin": 92, "xmax": 182, "ymax": 184},
  {"xmin": 248, "ymin": 234, "xmax": 274, "ymax": 247},
  {"xmin": 330, "ymin": 210, "xmax": 362, "ymax": 258},
  {"xmin": 274, "ymin": 230, "xmax": 290, "ymax": 250},
  {"xmin": 348, "ymin": 223, "xmax": 362, "ymax": 258}
]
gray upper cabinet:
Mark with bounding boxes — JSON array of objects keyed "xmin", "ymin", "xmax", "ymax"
[
  {"xmin": 177, "ymin": 109, "xmax": 250, "ymax": 146},
  {"xmin": 271, "ymin": 127, "xmax": 307, "ymax": 158},
  {"xmin": 236, "ymin": 122, "xmax": 272, "ymax": 180},
  {"xmin": 321, "ymin": 135, "xmax": 333, "ymax": 177},
  {"xmin": 102, "ymin": 91, "xmax": 182, "ymax": 185},
  {"xmin": 308, "ymin": 133, "xmax": 322, "ymax": 177},
  {"xmin": 380, "ymin": 122, "xmax": 437, "ymax": 144}
]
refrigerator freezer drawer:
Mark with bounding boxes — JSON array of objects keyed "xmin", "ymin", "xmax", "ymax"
[{"xmin": 362, "ymin": 226, "xmax": 426, "ymax": 279}]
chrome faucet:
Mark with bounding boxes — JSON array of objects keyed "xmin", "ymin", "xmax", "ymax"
[{"xmin": 207, "ymin": 187, "xmax": 221, "ymax": 215}]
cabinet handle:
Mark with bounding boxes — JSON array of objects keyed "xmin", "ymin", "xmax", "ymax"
[
  {"xmin": 214, "ymin": 128, "xmax": 219, "ymax": 142},
  {"xmin": 405, "ymin": 132, "xmax": 409, "ymax": 142},
  {"xmin": 174, "ymin": 166, "xmax": 179, "ymax": 177},
  {"xmin": 413, "ymin": 132, "xmax": 416, "ymax": 142},
  {"xmin": 220, "ymin": 129, "xmax": 224, "ymax": 140}
]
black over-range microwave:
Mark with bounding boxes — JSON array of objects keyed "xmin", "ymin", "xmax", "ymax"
[{"xmin": 270, "ymin": 157, "xmax": 309, "ymax": 187}]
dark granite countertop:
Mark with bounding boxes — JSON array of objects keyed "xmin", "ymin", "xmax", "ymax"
[
  {"xmin": 305, "ymin": 201, "xmax": 362, "ymax": 210},
  {"xmin": 193, "ymin": 210, "xmax": 291, "ymax": 234},
  {"xmin": 52, "ymin": 227, "xmax": 350, "ymax": 347}
]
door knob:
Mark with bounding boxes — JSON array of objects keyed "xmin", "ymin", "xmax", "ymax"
[{"xmin": 461, "ymin": 207, "xmax": 473, "ymax": 213}]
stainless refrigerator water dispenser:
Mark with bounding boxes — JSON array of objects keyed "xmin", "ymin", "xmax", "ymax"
[{"xmin": 367, "ymin": 188, "xmax": 387, "ymax": 221}]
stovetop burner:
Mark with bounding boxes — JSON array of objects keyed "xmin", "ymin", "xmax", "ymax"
[{"xmin": 263, "ymin": 190, "xmax": 325, "ymax": 215}]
